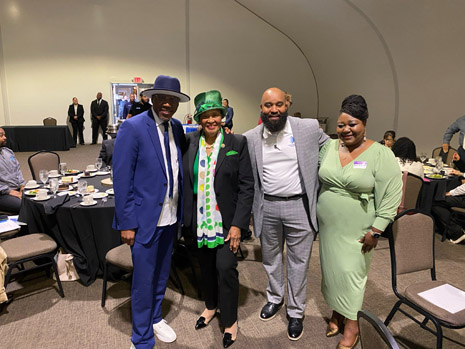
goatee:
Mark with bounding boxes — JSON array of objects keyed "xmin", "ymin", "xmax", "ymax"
[{"xmin": 260, "ymin": 111, "xmax": 288, "ymax": 133}]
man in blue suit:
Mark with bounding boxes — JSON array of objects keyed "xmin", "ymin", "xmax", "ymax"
[{"xmin": 112, "ymin": 75, "xmax": 190, "ymax": 349}]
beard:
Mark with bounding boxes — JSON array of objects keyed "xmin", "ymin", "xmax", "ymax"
[{"xmin": 260, "ymin": 111, "xmax": 288, "ymax": 133}]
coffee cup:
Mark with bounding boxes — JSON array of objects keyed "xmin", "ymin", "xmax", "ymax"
[
  {"xmin": 36, "ymin": 189, "xmax": 48, "ymax": 200},
  {"xmin": 26, "ymin": 180, "xmax": 37, "ymax": 188},
  {"xmin": 86, "ymin": 165, "xmax": 96, "ymax": 172},
  {"xmin": 83, "ymin": 194, "xmax": 93, "ymax": 205},
  {"xmin": 49, "ymin": 169, "xmax": 59, "ymax": 177}
]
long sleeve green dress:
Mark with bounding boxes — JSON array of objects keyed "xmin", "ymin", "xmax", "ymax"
[{"xmin": 317, "ymin": 139, "xmax": 402, "ymax": 320}]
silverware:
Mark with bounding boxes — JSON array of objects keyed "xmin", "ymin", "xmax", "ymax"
[{"xmin": 100, "ymin": 196, "xmax": 107, "ymax": 207}]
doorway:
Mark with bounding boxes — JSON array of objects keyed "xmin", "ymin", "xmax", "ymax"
[{"xmin": 110, "ymin": 83, "xmax": 153, "ymax": 123}]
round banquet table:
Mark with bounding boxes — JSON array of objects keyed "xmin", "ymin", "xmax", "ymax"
[{"xmin": 18, "ymin": 174, "xmax": 122, "ymax": 286}]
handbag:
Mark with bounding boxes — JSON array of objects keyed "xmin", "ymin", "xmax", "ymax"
[{"xmin": 53, "ymin": 248, "xmax": 80, "ymax": 281}]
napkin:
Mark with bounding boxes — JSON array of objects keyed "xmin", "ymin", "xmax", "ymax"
[{"xmin": 44, "ymin": 194, "xmax": 70, "ymax": 215}]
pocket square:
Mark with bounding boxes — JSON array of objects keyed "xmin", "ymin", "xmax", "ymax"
[{"xmin": 226, "ymin": 150, "xmax": 238, "ymax": 156}]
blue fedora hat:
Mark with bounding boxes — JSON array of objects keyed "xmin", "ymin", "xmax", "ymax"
[{"xmin": 142, "ymin": 75, "xmax": 190, "ymax": 102}]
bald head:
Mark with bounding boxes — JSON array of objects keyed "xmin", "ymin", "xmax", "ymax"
[
  {"xmin": 260, "ymin": 87, "xmax": 289, "ymax": 132},
  {"xmin": 0, "ymin": 128, "xmax": 6, "ymax": 147}
]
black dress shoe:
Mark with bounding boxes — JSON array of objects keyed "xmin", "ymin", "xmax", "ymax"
[
  {"xmin": 195, "ymin": 313, "xmax": 216, "ymax": 330},
  {"xmin": 223, "ymin": 332, "xmax": 235, "ymax": 348},
  {"xmin": 288, "ymin": 317, "xmax": 303, "ymax": 341},
  {"xmin": 259, "ymin": 301, "xmax": 283, "ymax": 321}
]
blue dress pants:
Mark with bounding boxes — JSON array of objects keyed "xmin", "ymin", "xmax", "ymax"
[{"xmin": 130, "ymin": 224, "xmax": 176, "ymax": 349}]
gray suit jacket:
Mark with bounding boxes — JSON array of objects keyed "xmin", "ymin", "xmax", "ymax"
[{"xmin": 243, "ymin": 117, "xmax": 329, "ymax": 237}]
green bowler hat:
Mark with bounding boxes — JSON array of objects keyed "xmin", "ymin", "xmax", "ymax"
[{"xmin": 193, "ymin": 90, "xmax": 226, "ymax": 122}]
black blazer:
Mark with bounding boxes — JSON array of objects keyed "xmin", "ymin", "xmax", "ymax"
[
  {"xmin": 90, "ymin": 99, "xmax": 109, "ymax": 120},
  {"xmin": 99, "ymin": 138, "xmax": 115, "ymax": 167},
  {"xmin": 68, "ymin": 104, "xmax": 85, "ymax": 123},
  {"xmin": 182, "ymin": 131, "xmax": 254, "ymax": 238}
]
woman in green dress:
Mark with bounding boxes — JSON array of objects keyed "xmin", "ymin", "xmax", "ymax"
[{"xmin": 317, "ymin": 95, "xmax": 402, "ymax": 349}]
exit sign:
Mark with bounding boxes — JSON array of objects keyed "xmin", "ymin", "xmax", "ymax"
[{"xmin": 133, "ymin": 77, "xmax": 142, "ymax": 83}]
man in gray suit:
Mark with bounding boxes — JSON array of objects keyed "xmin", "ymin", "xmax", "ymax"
[{"xmin": 244, "ymin": 87, "xmax": 329, "ymax": 341}]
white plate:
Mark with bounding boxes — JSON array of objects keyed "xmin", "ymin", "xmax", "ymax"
[
  {"xmin": 25, "ymin": 190, "xmax": 40, "ymax": 196},
  {"xmin": 92, "ymin": 192, "xmax": 108, "ymax": 199},
  {"xmin": 33, "ymin": 195, "xmax": 51, "ymax": 201},
  {"xmin": 80, "ymin": 200, "xmax": 97, "ymax": 206},
  {"xmin": 24, "ymin": 185, "xmax": 40, "ymax": 190},
  {"xmin": 48, "ymin": 174, "xmax": 61, "ymax": 178},
  {"xmin": 64, "ymin": 170, "xmax": 80, "ymax": 175},
  {"xmin": 96, "ymin": 171, "xmax": 110, "ymax": 176},
  {"xmin": 85, "ymin": 169, "xmax": 98, "ymax": 173},
  {"xmin": 86, "ymin": 188, "xmax": 99, "ymax": 194},
  {"xmin": 57, "ymin": 191, "xmax": 77, "ymax": 197},
  {"xmin": 105, "ymin": 189, "xmax": 114, "ymax": 195}
]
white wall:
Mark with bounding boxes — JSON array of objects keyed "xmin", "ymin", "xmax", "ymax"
[
  {"xmin": 0, "ymin": 0, "xmax": 315, "ymax": 140},
  {"xmin": 1, "ymin": 0, "xmax": 464, "ymax": 153}
]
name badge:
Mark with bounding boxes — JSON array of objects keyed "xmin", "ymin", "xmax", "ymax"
[
  {"xmin": 288, "ymin": 136, "xmax": 296, "ymax": 147},
  {"xmin": 353, "ymin": 161, "xmax": 367, "ymax": 169}
]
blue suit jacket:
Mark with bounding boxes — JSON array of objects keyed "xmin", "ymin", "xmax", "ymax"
[{"xmin": 112, "ymin": 109, "xmax": 185, "ymax": 244}]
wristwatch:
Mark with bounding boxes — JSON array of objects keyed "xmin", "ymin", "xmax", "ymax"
[{"xmin": 370, "ymin": 230, "xmax": 381, "ymax": 239}]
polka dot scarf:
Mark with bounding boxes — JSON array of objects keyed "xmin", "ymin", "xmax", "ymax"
[{"xmin": 196, "ymin": 130, "xmax": 224, "ymax": 248}]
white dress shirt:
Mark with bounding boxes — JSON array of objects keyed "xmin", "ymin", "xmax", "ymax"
[
  {"xmin": 262, "ymin": 119, "xmax": 304, "ymax": 196},
  {"xmin": 74, "ymin": 104, "xmax": 78, "ymax": 115},
  {"xmin": 153, "ymin": 110, "xmax": 179, "ymax": 226}
]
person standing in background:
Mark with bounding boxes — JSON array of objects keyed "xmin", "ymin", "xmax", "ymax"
[
  {"xmin": 222, "ymin": 98, "xmax": 234, "ymax": 130},
  {"xmin": 68, "ymin": 97, "xmax": 85, "ymax": 145},
  {"xmin": 443, "ymin": 114, "xmax": 465, "ymax": 160},
  {"xmin": 123, "ymin": 93, "xmax": 136, "ymax": 119},
  {"xmin": 127, "ymin": 92, "xmax": 151, "ymax": 118},
  {"xmin": 90, "ymin": 92, "xmax": 109, "ymax": 144}
]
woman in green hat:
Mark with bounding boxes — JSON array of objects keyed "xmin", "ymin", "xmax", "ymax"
[{"xmin": 182, "ymin": 90, "xmax": 254, "ymax": 348}]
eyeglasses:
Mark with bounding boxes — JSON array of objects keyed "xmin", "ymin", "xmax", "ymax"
[{"xmin": 154, "ymin": 95, "xmax": 180, "ymax": 104}]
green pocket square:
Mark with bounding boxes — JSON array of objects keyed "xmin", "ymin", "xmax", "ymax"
[{"xmin": 226, "ymin": 150, "xmax": 238, "ymax": 156}]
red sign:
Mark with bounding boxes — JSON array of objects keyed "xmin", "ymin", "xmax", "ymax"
[{"xmin": 133, "ymin": 77, "xmax": 142, "ymax": 83}]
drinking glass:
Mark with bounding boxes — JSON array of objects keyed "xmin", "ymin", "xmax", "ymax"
[
  {"xmin": 39, "ymin": 170, "xmax": 49, "ymax": 188},
  {"xmin": 59, "ymin": 162, "xmax": 67, "ymax": 176},
  {"xmin": 49, "ymin": 178, "xmax": 59, "ymax": 198},
  {"xmin": 419, "ymin": 152, "xmax": 427, "ymax": 164},
  {"xmin": 95, "ymin": 158, "xmax": 103, "ymax": 171},
  {"xmin": 77, "ymin": 179, "xmax": 87, "ymax": 197}
]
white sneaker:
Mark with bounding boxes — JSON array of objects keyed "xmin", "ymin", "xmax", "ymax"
[
  {"xmin": 153, "ymin": 319, "xmax": 177, "ymax": 343},
  {"xmin": 130, "ymin": 343, "xmax": 135, "ymax": 349}
]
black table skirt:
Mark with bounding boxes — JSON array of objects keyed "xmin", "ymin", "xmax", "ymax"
[
  {"xmin": 418, "ymin": 176, "xmax": 461, "ymax": 213},
  {"xmin": 2, "ymin": 125, "xmax": 75, "ymax": 152},
  {"xmin": 18, "ymin": 175, "xmax": 122, "ymax": 286}
]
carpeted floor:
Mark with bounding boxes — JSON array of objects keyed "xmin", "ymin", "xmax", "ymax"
[{"xmin": 1, "ymin": 145, "xmax": 465, "ymax": 348}]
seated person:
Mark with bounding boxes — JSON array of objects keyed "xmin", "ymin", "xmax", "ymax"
[
  {"xmin": 432, "ymin": 182, "xmax": 465, "ymax": 244},
  {"xmin": 391, "ymin": 137, "xmax": 424, "ymax": 178},
  {"xmin": 98, "ymin": 138, "xmax": 115, "ymax": 168},
  {"xmin": 451, "ymin": 152, "xmax": 465, "ymax": 173},
  {"xmin": 380, "ymin": 130, "xmax": 396, "ymax": 149},
  {"xmin": 0, "ymin": 128, "xmax": 25, "ymax": 214}
]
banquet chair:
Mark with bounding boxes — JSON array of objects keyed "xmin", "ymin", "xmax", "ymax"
[
  {"xmin": 27, "ymin": 151, "xmax": 60, "ymax": 180},
  {"xmin": 43, "ymin": 117, "xmax": 57, "ymax": 126},
  {"xmin": 402, "ymin": 173, "xmax": 423, "ymax": 211},
  {"xmin": 101, "ymin": 243, "xmax": 189, "ymax": 307},
  {"xmin": 431, "ymin": 147, "xmax": 457, "ymax": 165},
  {"xmin": 0, "ymin": 233, "xmax": 64, "ymax": 302},
  {"xmin": 357, "ymin": 310, "xmax": 399, "ymax": 349},
  {"xmin": 384, "ymin": 209, "xmax": 465, "ymax": 349}
]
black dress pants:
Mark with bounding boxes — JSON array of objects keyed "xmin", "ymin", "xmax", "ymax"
[
  {"xmin": 0, "ymin": 194, "xmax": 21, "ymax": 214},
  {"xmin": 431, "ymin": 195, "xmax": 465, "ymax": 240},
  {"xmin": 198, "ymin": 240, "xmax": 238, "ymax": 327},
  {"xmin": 92, "ymin": 118, "xmax": 108, "ymax": 144},
  {"xmin": 71, "ymin": 121, "xmax": 84, "ymax": 144}
]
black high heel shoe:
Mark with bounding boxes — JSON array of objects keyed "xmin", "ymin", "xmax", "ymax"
[
  {"xmin": 195, "ymin": 312, "xmax": 216, "ymax": 330},
  {"xmin": 222, "ymin": 333, "xmax": 235, "ymax": 348}
]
